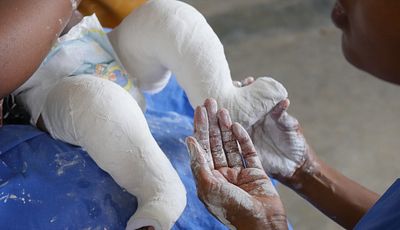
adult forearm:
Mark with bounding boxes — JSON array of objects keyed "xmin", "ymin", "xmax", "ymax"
[
  {"xmin": 284, "ymin": 155, "xmax": 379, "ymax": 229},
  {"xmin": 0, "ymin": 0, "xmax": 79, "ymax": 98}
]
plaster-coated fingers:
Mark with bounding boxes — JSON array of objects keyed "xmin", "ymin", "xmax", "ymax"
[
  {"xmin": 186, "ymin": 136, "xmax": 214, "ymax": 178},
  {"xmin": 271, "ymin": 99, "xmax": 290, "ymax": 119},
  {"xmin": 232, "ymin": 77, "xmax": 255, "ymax": 88},
  {"xmin": 232, "ymin": 122, "xmax": 264, "ymax": 169},
  {"xmin": 271, "ymin": 99, "xmax": 300, "ymax": 132},
  {"xmin": 232, "ymin": 81, "xmax": 242, "ymax": 88},
  {"xmin": 194, "ymin": 106, "xmax": 214, "ymax": 169},
  {"xmin": 217, "ymin": 109, "xmax": 243, "ymax": 168},
  {"xmin": 186, "ymin": 136, "xmax": 220, "ymax": 203},
  {"xmin": 241, "ymin": 76, "xmax": 255, "ymax": 86},
  {"xmin": 204, "ymin": 98, "xmax": 228, "ymax": 169}
]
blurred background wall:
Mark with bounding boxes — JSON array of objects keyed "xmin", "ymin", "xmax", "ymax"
[{"xmin": 181, "ymin": 0, "xmax": 400, "ymax": 229}]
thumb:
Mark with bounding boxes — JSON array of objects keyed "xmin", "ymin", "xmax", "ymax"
[
  {"xmin": 271, "ymin": 99, "xmax": 290, "ymax": 119},
  {"xmin": 270, "ymin": 99, "xmax": 300, "ymax": 131}
]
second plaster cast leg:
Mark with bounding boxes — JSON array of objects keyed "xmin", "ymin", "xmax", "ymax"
[
  {"xmin": 108, "ymin": 0, "xmax": 288, "ymax": 129},
  {"xmin": 40, "ymin": 76, "xmax": 186, "ymax": 230}
]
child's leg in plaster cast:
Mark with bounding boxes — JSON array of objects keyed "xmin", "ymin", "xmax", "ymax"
[
  {"xmin": 108, "ymin": 0, "xmax": 288, "ymax": 130},
  {"xmin": 40, "ymin": 75, "xmax": 186, "ymax": 230}
]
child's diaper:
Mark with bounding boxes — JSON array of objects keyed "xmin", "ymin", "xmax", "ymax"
[{"xmin": 13, "ymin": 15, "xmax": 144, "ymax": 125}]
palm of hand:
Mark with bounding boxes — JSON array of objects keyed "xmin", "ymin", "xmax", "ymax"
[
  {"xmin": 187, "ymin": 99, "xmax": 287, "ymax": 229},
  {"xmin": 197, "ymin": 166, "xmax": 283, "ymax": 228}
]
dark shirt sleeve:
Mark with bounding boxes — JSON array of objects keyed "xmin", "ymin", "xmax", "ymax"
[{"xmin": 354, "ymin": 179, "xmax": 400, "ymax": 230}]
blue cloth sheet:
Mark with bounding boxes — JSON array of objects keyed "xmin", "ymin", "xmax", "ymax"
[
  {"xmin": 355, "ymin": 179, "xmax": 400, "ymax": 230},
  {"xmin": 0, "ymin": 77, "xmax": 287, "ymax": 229}
]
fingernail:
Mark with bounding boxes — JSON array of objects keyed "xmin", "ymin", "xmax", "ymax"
[
  {"xmin": 201, "ymin": 107, "xmax": 208, "ymax": 120},
  {"xmin": 218, "ymin": 109, "xmax": 230, "ymax": 128}
]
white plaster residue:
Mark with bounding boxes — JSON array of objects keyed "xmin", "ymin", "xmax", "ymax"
[
  {"xmin": 0, "ymin": 180, "xmax": 9, "ymax": 188},
  {"xmin": 53, "ymin": 152, "xmax": 85, "ymax": 176},
  {"xmin": 49, "ymin": 216, "xmax": 57, "ymax": 223},
  {"xmin": 21, "ymin": 161, "xmax": 28, "ymax": 174},
  {"xmin": 204, "ymin": 184, "xmax": 261, "ymax": 229},
  {"xmin": 207, "ymin": 203, "xmax": 237, "ymax": 230},
  {"xmin": 0, "ymin": 193, "xmax": 29, "ymax": 204}
]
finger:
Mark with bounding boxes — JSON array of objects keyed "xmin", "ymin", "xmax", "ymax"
[
  {"xmin": 186, "ymin": 136, "xmax": 214, "ymax": 178},
  {"xmin": 217, "ymin": 109, "xmax": 243, "ymax": 168},
  {"xmin": 276, "ymin": 111, "xmax": 300, "ymax": 131},
  {"xmin": 194, "ymin": 106, "xmax": 214, "ymax": 169},
  {"xmin": 232, "ymin": 81, "xmax": 242, "ymax": 87},
  {"xmin": 241, "ymin": 76, "xmax": 255, "ymax": 86},
  {"xmin": 232, "ymin": 122, "xmax": 263, "ymax": 169},
  {"xmin": 204, "ymin": 98, "xmax": 228, "ymax": 169},
  {"xmin": 271, "ymin": 99, "xmax": 300, "ymax": 131},
  {"xmin": 271, "ymin": 99, "xmax": 290, "ymax": 119},
  {"xmin": 186, "ymin": 137, "xmax": 221, "ymax": 202}
]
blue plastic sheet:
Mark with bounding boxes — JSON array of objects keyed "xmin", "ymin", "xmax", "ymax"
[{"xmin": 0, "ymin": 77, "xmax": 226, "ymax": 229}]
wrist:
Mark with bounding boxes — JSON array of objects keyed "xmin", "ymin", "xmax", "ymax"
[
  {"xmin": 232, "ymin": 214, "xmax": 288, "ymax": 230},
  {"xmin": 262, "ymin": 214, "xmax": 288, "ymax": 230},
  {"xmin": 229, "ymin": 200, "xmax": 288, "ymax": 230},
  {"xmin": 280, "ymin": 146, "xmax": 322, "ymax": 190}
]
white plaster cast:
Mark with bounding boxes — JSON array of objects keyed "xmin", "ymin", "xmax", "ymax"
[
  {"xmin": 108, "ymin": 0, "xmax": 288, "ymax": 129},
  {"xmin": 40, "ymin": 76, "xmax": 186, "ymax": 230}
]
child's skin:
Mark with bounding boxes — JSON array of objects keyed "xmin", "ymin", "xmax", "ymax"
[{"xmin": 0, "ymin": 0, "xmax": 82, "ymax": 99}]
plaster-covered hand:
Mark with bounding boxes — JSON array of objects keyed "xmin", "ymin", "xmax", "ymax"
[
  {"xmin": 186, "ymin": 99, "xmax": 287, "ymax": 230},
  {"xmin": 249, "ymin": 99, "xmax": 315, "ymax": 179}
]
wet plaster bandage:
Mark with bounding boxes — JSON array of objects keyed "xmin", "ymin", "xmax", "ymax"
[
  {"xmin": 108, "ymin": 0, "xmax": 288, "ymax": 130},
  {"xmin": 40, "ymin": 76, "xmax": 186, "ymax": 230}
]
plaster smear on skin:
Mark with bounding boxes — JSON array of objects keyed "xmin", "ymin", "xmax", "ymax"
[
  {"xmin": 251, "ymin": 115, "xmax": 306, "ymax": 177},
  {"xmin": 206, "ymin": 185, "xmax": 265, "ymax": 229},
  {"xmin": 207, "ymin": 203, "xmax": 237, "ymax": 230},
  {"xmin": 53, "ymin": 152, "xmax": 86, "ymax": 176}
]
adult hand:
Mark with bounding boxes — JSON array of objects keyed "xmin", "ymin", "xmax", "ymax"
[
  {"xmin": 248, "ymin": 99, "xmax": 316, "ymax": 181},
  {"xmin": 186, "ymin": 98, "xmax": 288, "ymax": 230},
  {"xmin": 232, "ymin": 76, "xmax": 314, "ymax": 180}
]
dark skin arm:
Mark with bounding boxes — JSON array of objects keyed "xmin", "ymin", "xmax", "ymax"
[
  {"xmin": 0, "ymin": 0, "xmax": 81, "ymax": 99},
  {"xmin": 282, "ymin": 154, "xmax": 379, "ymax": 229},
  {"xmin": 250, "ymin": 98, "xmax": 379, "ymax": 229}
]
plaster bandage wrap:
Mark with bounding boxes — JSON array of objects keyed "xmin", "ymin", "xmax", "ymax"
[
  {"xmin": 109, "ymin": 0, "xmax": 288, "ymax": 129},
  {"xmin": 40, "ymin": 76, "xmax": 187, "ymax": 230}
]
